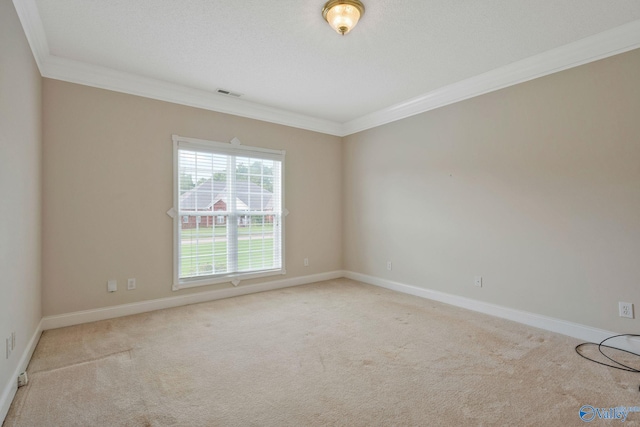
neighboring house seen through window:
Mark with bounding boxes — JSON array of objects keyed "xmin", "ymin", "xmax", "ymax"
[{"xmin": 172, "ymin": 135, "xmax": 285, "ymax": 290}]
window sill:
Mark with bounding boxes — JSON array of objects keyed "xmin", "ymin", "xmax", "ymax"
[{"xmin": 173, "ymin": 268, "xmax": 286, "ymax": 291}]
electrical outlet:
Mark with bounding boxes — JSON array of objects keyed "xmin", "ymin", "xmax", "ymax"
[
  {"xmin": 619, "ymin": 302, "xmax": 634, "ymax": 319},
  {"xmin": 107, "ymin": 280, "xmax": 117, "ymax": 292},
  {"xmin": 5, "ymin": 338, "xmax": 11, "ymax": 359},
  {"xmin": 127, "ymin": 278, "xmax": 136, "ymax": 290},
  {"xmin": 11, "ymin": 332, "xmax": 15, "ymax": 351},
  {"xmin": 17, "ymin": 371, "xmax": 28, "ymax": 387},
  {"xmin": 474, "ymin": 276, "xmax": 483, "ymax": 287},
  {"xmin": 387, "ymin": 261, "xmax": 392, "ymax": 271},
  {"xmin": 303, "ymin": 258, "xmax": 309, "ymax": 267}
]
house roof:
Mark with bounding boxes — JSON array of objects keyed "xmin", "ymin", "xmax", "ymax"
[{"xmin": 180, "ymin": 179, "xmax": 273, "ymax": 212}]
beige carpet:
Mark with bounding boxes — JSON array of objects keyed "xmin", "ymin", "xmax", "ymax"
[{"xmin": 4, "ymin": 279, "xmax": 639, "ymax": 426}]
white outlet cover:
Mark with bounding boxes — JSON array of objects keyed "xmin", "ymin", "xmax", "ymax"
[
  {"xmin": 619, "ymin": 302, "xmax": 634, "ymax": 319},
  {"xmin": 474, "ymin": 276, "xmax": 483, "ymax": 287},
  {"xmin": 107, "ymin": 280, "xmax": 117, "ymax": 292},
  {"xmin": 17, "ymin": 371, "xmax": 28, "ymax": 387},
  {"xmin": 127, "ymin": 278, "xmax": 136, "ymax": 290}
]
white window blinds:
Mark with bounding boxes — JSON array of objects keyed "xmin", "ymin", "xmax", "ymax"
[{"xmin": 172, "ymin": 136, "xmax": 285, "ymax": 290}]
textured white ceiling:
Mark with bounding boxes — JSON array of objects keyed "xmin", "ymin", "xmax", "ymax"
[{"xmin": 32, "ymin": 0, "xmax": 640, "ymax": 124}]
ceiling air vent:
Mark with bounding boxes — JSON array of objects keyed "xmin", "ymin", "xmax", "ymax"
[{"xmin": 216, "ymin": 89, "xmax": 242, "ymax": 98}]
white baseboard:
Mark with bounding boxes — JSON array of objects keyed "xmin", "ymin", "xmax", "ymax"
[
  {"xmin": 0, "ymin": 319, "xmax": 43, "ymax": 424},
  {"xmin": 3, "ymin": 270, "xmax": 637, "ymax": 426},
  {"xmin": 41, "ymin": 269, "xmax": 637, "ymax": 350},
  {"xmin": 42, "ymin": 271, "xmax": 344, "ymax": 330},
  {"xmin": 344, "ymin": 271, "xmax": 639, "ymax": 353}
]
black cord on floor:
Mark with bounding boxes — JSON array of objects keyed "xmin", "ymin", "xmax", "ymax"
[{"xmin": 575, "ymin": 334, "xmax": 640, "ymax": 389}]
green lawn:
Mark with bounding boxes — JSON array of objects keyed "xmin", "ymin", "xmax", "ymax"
[
  {"xmin": 180, "ymin": 237, "xmax": 275, "ymax": 277},
  {"xmin": 180, "ymin": 224, "xmax": 274, "ymax": 238}
]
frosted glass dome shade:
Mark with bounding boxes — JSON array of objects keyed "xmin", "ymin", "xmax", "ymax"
[{"xmin": 323, "ymin": 0, "xmax": 365, "ymax": 35}]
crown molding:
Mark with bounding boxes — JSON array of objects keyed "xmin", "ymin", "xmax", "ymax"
[
  {"xmin": 12, "ymin": 2, "xmax": 344, "ymax": 137},
  {"xmin": 342, "ymin": 19, "xmax": 640, "ymax": 136},
  {"xmin": 13, "ymin": 0, "xmax": 640, "ymax": 138},
  {"xmin": 41, "ymin": 55, "xmax": 345, "ymax": 136},
  {"xmin": 12, "ymin": 0, "xmax": 49, "ymax": 71}
]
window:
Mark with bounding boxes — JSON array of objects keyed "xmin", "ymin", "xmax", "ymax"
[{"xmin": 172, "ymin": 135, "xmax": 285, "ymax": 290}]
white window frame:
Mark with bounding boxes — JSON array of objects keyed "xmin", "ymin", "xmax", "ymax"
[{"xmin": 171, "ymin": 135, "xmax": 286, "ymax": 291}]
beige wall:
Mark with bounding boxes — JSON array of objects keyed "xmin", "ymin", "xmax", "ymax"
[
  {"xmin": 0, "ymin": 0, "xmax": 42, "ymax": 404},
  {"xmin": 42, "ymin": 80, "xmax": 342, "ymax": 316},
  {"xmin": 343, "ymin": 49, "xmax": 640, "ymax": 333},
  {"xmin": 22, "ymin": 14, "xmax": 640, "ymax": 333}
]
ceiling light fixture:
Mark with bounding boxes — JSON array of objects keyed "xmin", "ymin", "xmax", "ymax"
[{"xmin": 322, "ymin": 0, "xmax": 365, "ymax": 36}]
